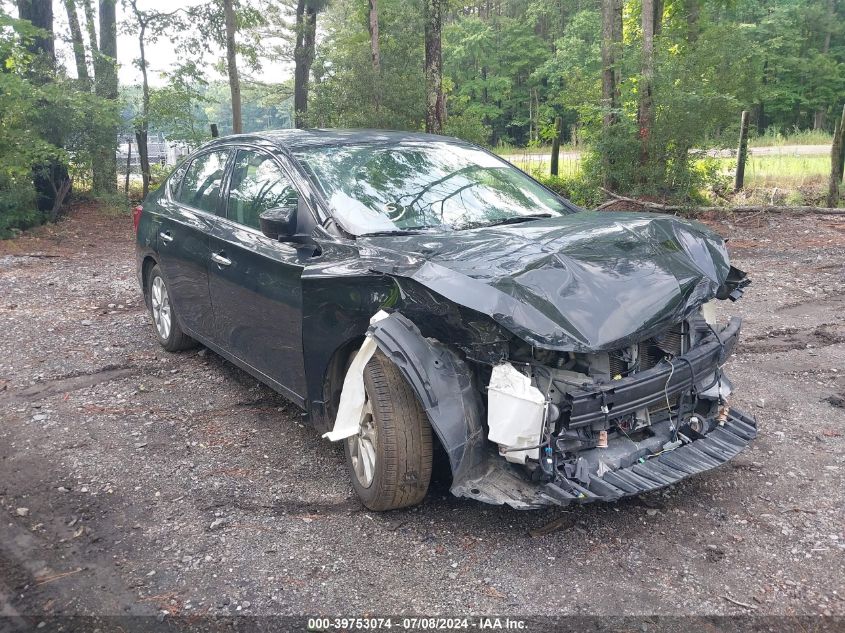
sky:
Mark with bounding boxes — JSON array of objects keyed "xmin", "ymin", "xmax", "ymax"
[{"xmin": 46, "ymin": 0, "xmax": 292, "ymax": 87}]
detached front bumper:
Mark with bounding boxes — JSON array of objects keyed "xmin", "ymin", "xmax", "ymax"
[
  {"xmin": 453, "ymin": 407, "xmax": 757, "ymax": 509},
  {"xmin": 542, "ymin": 407, "xmax": 757, "ymax": 504},
  {"xmin": 452, "ymin": 317, "xmax": 757, "ymax": 509},
  {"xmin": 452, "ymin": 409, "xmax": 757, "ymax": 510}
]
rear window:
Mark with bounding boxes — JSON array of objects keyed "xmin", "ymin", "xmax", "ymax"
[
  {"xmin": 167, "ymin": 160, "xmax": 189, "ymax": 198},
  {"xmin": 177, "ymin": 150, "xmax": 229, "ymax": 213}
]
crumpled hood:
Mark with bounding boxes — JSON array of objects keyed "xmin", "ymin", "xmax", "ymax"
[{"xmin": 363, "ymin": 211, "xmax": 732, "ymax": 352}]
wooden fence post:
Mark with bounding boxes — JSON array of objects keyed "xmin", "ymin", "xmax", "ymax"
[
  {"xmin": 124, "ymin": 140, "xmax": 132, "ymax": 196},
  {"xmin": 838, "ymin": 104, "xmax": 845, "ymax": 183},
  {"xmin": 550, "ymin": 116, "xmax": 562, "ymax": 177},
  {"xmin": 210, "ymin": 123, "xmax": 219, "ymax": 138},
  {"xmin": 734, "ymin": 110, "xmax": 749, "ymax": 191},
  {"xmin": 828, "ymin": 104, "xmax": 845, "ymax": 208}
]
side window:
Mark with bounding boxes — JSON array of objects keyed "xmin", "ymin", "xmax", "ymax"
[
  {"xmin": 177, "ymin": 150, "xmax": 229, "ymax": 213},
  {"xmin": 227, "ymin": 150, "xmax": 298, "ymax": 230},
  {"xmin": 167, "ymin": 160, "xmax": 189, "ymax": 198}
]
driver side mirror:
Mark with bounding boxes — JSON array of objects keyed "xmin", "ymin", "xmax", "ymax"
[{"xmin": 259, "ymin": 205, "xmax": 297, "ymax": 241}]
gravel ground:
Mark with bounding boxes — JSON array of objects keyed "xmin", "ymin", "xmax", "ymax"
[{"xmin": 0, "ymin": 204, "xmax": 843, "ymax": 625}]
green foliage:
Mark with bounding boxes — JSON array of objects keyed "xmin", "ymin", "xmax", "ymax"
[
  {"xmin": 444, "ymin": 14, "xmax": 550, "ymax": 145},
  {"xmin": 443, "ymin": 112, "xmax": 490, "ymax": 146},
  {"xmin": 0, "ymin": 10, "xmax": 118, "ymax": 235},
  {"xmin": 148, "ymin": 62, "xmax": 212, "ymax": 145},
  {"xmin": 532, "ymin": 172, "xmax": 602, "ymax": 209},
  {"xmin": 306, "ymin": 0, "xmax": 844, "ymax": 200},
  {"xmin": 308, "ymin": 0, "xmax": 426, "ymax": 129}
]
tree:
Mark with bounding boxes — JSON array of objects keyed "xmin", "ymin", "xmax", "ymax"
[
  {"xmin": 423, "ymin": 0, "xmax": 445, "ymax": 134},
  {"xmin": 368, "ymin": 0, "xmax": 381, "ymax": 111},
  {"xmin": 15, "ymin": 1, "xmax": 75, "ymax": 214},
  {"xmin": 92, "ymin": 0, "xmax": 118, "ymax": 193},
  {"xmin": 16, "ymin": 0, "xmax": 54, "ymax": 62},
  {"xmin": 125, "ymin": 1, "xmax": 184, "ymax": 197},
  {"xmin": 82, "ymin": 0, "xmax": 99, "ymax": 62},
  {"xmin": 294, "ymin": 0, "xmax": 322, "ymax": 128},
  {"xmin": 2, "ymin": 11, "xmax": 115, "ymax": 234},
  {"xmin": 149, "ymin": 62, "xmax": 212, "ymax": 146},
  {"xmin": 815, "ymin": 0, "xmax": 836, "ymax": 130},
  {"xmin": 638, "ymin": 0, "xmax": 657, "ymax": 168},
  {"xmin": 223, "ymin": 0, "xmax": 243, "ymax": 134},
  {"xmin": 64, "ymin": 1, "xmax": 90, "ymax": 86},
  {"xmin": 306, "ymin": 0, "xmax": 426, "ymax": 131},
  {"xmin": 600, "ymin": 0, "xmax": 621, "ymax": 128},
  {"xmin": 600, "ymin": 0, "xmax": 622, "ymax": 188}
]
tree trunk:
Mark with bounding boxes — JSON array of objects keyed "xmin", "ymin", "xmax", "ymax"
[
  {"xmin": 814, "ymin": 0, "xmax": 835, "ymax": 130},
  {"xmin": 294, "ymin": 0, "xmax": 317, "ymax": 129},
  {"xmin": 735, "ymin": 110, "xmax": 750, "ymax": 191},
  {"xmin": 137, "ymin": 20, "xmax": 151, "ymax": 198},
  {"xmin": 424, "ymin": 0, "xmax": 445, "ymax": 134},
  {"xmin": 223, "ymin": 0, "xmax": 242, "ymax": 134},
  {"xmin": 601, "ymin": 0, "xmax": 622, "ymax": 189},
  {"xmin": 135, "ymin": 130, "xmax": 149, "ymax": 198},
  {"xmin": 639, "ymin": 0, "xmax": 656, "ymax": 169},
  {"xmin": 82, "ymin": 0, "xmax": 99, "ymax": 59},
  {"xmin": 368, "ymin": 0, "xmax": 381, "ymax": 112},
  {"xmin": 63, "ymin": 0, "xmax": 90, "ymax": 86},
  {"xmin": 600, "ymin": 0, "xmax": 621, "ymax": 128},
  {"xmin": 368, "ymin": 0, "xmax": 381, "ymax": 75},
  {"xmin": 18, "ymin": 1, "xmax": 72, "ymax": 213},
  {"xmin": 92, "ymin": 0, "xmax": 117, "ymax": 194},
  {"xmin": 550, "ymin": 117, "xmax": 562, "ymax": 177},
  {"xmin": 828, "ymin": 105, "xmax": 845, "ymax": 208},
  {"xmin": 16, "ymin": 1, "xmax": 55, "ymax": 63},
  {"xmin": 653, "ymin": 0, "xmax": 664, "ymax": 35},
  {"xmin": 685, "ymin": 0, "xmax": 699, "ymax": 44}
]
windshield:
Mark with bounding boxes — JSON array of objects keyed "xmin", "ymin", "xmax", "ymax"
[{"xmin": 294, "ymin": 141, "xmax": 572, "ymax": 235}]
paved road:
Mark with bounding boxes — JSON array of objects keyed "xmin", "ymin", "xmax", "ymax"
[{"xmin": 0, "ymin": 204, "xmax": 843, "ymax": 624}]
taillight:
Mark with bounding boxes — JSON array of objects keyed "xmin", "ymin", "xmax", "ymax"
[{"xmin": 133, "ymin": 205, "xmax": 143, "ymax": 234}]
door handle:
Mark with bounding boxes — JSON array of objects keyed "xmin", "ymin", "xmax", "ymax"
[
  {"xmin": 211, "ymin": 252, "xmax": 232, "ymax": 267},
  {"xmin": 159, "ymin": 230, "xmax": 174, "ymax": 243}
]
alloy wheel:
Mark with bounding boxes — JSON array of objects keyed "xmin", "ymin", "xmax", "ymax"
[
  {"xmin": 348, "ymin": 393, "xmax": 377, "ymax": 488},
  {"xmin": 151, "ymin": 275, "xmax": 172, "ymax": 340}
]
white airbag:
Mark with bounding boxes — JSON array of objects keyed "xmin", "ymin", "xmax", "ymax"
[
  {"xmin": 322, "ymin": 310, "xmax": 390, "ymax": 442},
  {"xmin": 487, "ymin": 363, "xmax": 546, "ymax": 464}
]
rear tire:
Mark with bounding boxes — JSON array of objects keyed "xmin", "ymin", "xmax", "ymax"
[
  {"xmin": 147, "ymin": 265, "xmax": 195, "ymax": 352},
  {"xmin": 345, "ymin": 350, "xmax": 433, "ymax": 511}
]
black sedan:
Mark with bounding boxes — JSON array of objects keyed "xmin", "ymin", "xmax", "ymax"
[{"xmin": 134, "ymin": 129, "xmax": 756, "ymax": 511}]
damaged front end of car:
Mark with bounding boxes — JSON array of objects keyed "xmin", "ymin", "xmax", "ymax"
[
  {"xmin": 462, "ymin": 305, "xmax": 756, "ymax": 508},
  {"xmin": 323, "ymin": 212, "xmax": 757, "ymax": 508}
]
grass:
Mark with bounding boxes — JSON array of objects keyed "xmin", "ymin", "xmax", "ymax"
[
  {"xmin": 502, "ymin": 148, "xmax": 830, "ymax": 189},
  {"xmin": 718, "ymin": 154, "xmax": 831, "ymax": 188},
  {"xmin": 748, "ymin": 128, "xmax": 833, "ymax": 148},
  {"xmin": 505, "ymin": 153, "xmax": 582, "ymax": 179}
]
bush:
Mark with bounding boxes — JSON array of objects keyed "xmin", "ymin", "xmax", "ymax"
[
  {"xmin": 581, "ymin": 121, "xmax": 727, "ymax": 204},
  {"xmin": 533, "ymin": 172, "xmax": 602, "ymax": 209},
  {"xmin": 443, "ymin": 113, "xmax": 492, "ymax": 146},
  {"xmin": 0, "ymin": 175, "xmax": 42, "ymax": 238}
]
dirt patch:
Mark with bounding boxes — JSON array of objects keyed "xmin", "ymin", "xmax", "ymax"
[
  {"xmin": 0, "ymin": 202, "xmax": 843, "ymax": 619},
  {"xmin": 740, "ymin": 323, "xmax": 845, "ymax": 354},
  {"xmin": 0, "ymin": 365, "xmax": 136, "ymax": 405}
]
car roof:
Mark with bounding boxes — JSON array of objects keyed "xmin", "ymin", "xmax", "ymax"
[{"xmin": 204, "ymin": 128, "xmax": 468, "ymax": 153}]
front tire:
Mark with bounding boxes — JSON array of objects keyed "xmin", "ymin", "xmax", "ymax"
[
  {"xmin": 345, "ymin": 350, "xmax": 433, "ymax": 511},
  {"xmin": 147, "ymin": 265, "xmax": 194, "ymax": 352}
]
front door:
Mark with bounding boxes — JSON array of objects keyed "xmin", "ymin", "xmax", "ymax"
[
  {"xmin": 156, "ymin": 149, "xmax": 230, "ymax": 337},
  {"xmin": 207, "ymin": 148, "xmax": 308, "ymax": 403}
]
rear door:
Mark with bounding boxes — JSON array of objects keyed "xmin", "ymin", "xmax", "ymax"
[
  {"xmin": 155, "ymin": 148, "xmax": 231, "ymax": 337},
  {"xmin": 206, "ymin": 147, "xmax": 308, "ymax": 403}
]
